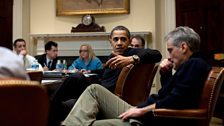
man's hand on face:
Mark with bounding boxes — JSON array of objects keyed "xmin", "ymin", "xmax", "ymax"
[
  {"xmin": 159, "ymin": 58, "xmax": 173, "ymax": 74},
  {"xmin": 106, "ymin": 52, "xmax": 134, "ymax": 69},
  {"xmin": 19, "ymin": 50, "xmax": 27, "ymax": 56}
]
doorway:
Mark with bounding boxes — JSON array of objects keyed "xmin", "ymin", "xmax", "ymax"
[
  {"xmin": 176, "ymin": 0, "xmax": 224, "ymax": 65},
  {"xmin": 0, "ymin": 0, "xmax": 13, "ymax": 50}
]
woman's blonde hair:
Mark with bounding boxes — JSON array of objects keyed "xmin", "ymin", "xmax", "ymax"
[{"xmin": 79, "ymin": 44, "xmax": 96, "ymax": 60}]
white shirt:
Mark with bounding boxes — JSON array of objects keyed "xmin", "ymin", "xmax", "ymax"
[{"xmin": 18, "ymin": 54, "xmax": 43, "ymax": 71}]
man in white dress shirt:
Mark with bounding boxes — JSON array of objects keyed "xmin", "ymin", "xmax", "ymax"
[{"xmin": 13, "ymin": 38, "xmax": 43, "ymax": 71}]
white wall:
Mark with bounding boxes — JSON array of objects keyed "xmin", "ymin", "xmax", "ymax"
[
  {"xmin": 28, "ymin": 0, "xmax": 175, "ymax": 53},
  {"xmin": 30, "ymin": 0, "xmax": 155, "ymax": 34},
  {"xmin": 29, "ymin": 0, "xmax": 157, "ymax": 53},
  {"xmin": 13, "ymin": 0, "xmax": 23, "ymax": 41},
  {"xmin": 13, "ymin": 0, "xmax": 30, "ymax": 48},
  {"xmin": 29, "ymin": 0, "xmax": 158, "ymax": 58}
]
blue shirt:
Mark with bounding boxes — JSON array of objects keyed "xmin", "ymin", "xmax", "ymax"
[{"xmin": 68, "ymin": 57, "xmax": 103, "ymax": 71}]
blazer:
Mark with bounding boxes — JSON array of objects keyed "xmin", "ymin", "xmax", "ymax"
[
  {"xmin": 137, "ymin": 53, "xmax": 211, "ymax": 125},
  {"xmin": 35, "ymin": 54, "xmax": 58, "ymax": 71}
]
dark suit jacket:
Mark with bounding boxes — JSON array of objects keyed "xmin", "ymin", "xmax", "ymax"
[
  {"xmin": 35, "ymin": 54, "xmax": 58, "ymax": 70},
  {"xmin": 137, "ymin": 53, "xmax": 211, "ymax": 126}
]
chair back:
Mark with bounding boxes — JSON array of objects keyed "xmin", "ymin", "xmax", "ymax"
[
  {"xmin": 152, "ymin": 67, "xmax": 224, "ymax": 126},
  {"xmin": 0, "ymin": 80, "xmax": 49, "ymax": 126},
  {"xmin": 214, "ymin": 81, "xmax": 224, "ymax": 126},
  {"xmin": 199, "ymin": 67, "xmax": 224, "ymax": 125},
  {"xmin": 27, "ymin": 70, "xmax": 43, "ymax": 83},
  {"xmin": 114, "ymin": 63, "xmax": 157, "ymax": 106}
]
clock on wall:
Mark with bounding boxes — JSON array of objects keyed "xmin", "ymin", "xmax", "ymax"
[
  {"xmin": 71, "ymin": 14, "xmax": 105, "ymax": 32},
  {"xmin": 82, "ymin": 15, "xmax": 94, "ymax": 26}
]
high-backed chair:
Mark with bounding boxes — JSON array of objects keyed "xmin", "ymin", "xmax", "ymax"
[
  {"xmin": 212, "ymin": 53, "xmax": 224, "ymax": 125},
  {"xmin": 214, "ymin": 82, "xmax": 224, "ymax": 126},
  {"xmin": 114, "ymin": 63, "xmax": 158, "ymax": 106},
  {"xmin": 151, "ymin": 67, "xmax": 224, "ymax": 126},
  {"xmin": 0, "ymin": 80, "xmax": 49, "ymax": 126},
  {"xmin": 27, "ymin": 70, "xmax": 43, "ymax": 83}
]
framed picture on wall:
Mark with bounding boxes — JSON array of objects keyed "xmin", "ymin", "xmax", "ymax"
[{"xmin": 56, "ymin": 0, "xmax": 130, "ymax": 16}]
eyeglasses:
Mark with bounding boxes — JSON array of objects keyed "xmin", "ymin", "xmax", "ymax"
[{"xmin": 79, "ymin": 50, "xmax": 88, "ymax": 52}]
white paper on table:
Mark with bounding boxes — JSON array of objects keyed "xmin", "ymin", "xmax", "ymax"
[
  {"xmin": 83, "ymin": 73, "xmax": 98, "ymax": 77},
  {"xmin": 41, "ymin": 80, "xmax": 61, "ymax": 85}
]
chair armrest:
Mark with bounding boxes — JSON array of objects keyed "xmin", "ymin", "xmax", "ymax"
[
  {"xmin": 152, "ymin": 109, "xmax": 207, "ymax": 119},
  {"xmin": 114, "ymin": 64, "xmax": 134, "ymax": 97}
]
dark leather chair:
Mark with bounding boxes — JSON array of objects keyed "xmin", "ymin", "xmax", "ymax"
[
  {"xmin": 151, "ymin": 67, "xmax": 224, "ymax": 126},
  {"xmin": 213, "ymin": 54, "xmax": 224, "ymax": 125},
  {"xmin": 214, "ymin": 82, "xmax": 224, "ymax": 126},
  {"xmin": 0, "ymin": 80, "xmax": 49, "ymax": 126},
  {"xmin": 114, "ymin": 63, "xmax": 158, "ymax": 106}
]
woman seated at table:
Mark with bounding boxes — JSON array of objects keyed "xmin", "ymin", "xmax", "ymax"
[
  {"xmin": 48, "ymin": 44, "xmax": 103, "ymax": 125},
  {"xmin": 68, "ymin": 44, "xmax": 103, "ymax": 73}
]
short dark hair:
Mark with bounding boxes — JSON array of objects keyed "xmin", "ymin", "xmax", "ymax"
[
  {"xmin": 110, "ymin": 25, "xmax": 130, "ymax": 39},
  {"xmin": 13, "ymin": 38, "xmax": 25, "ymax": 47},
  {"xmin": 45, "ymin": 41, "xmax": 58, "ymax": 51},
  {"xmin": 130, "ymin": 35, "xmax": 145, "ymax": 47}
]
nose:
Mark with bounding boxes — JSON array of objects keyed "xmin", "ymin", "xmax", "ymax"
[{"xmin": 117, "ymin": 39, "xmax": 123, "ymax": 45}]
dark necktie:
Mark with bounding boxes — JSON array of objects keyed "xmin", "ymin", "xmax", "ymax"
[{"xmin": 48, "ymin": 61, "xmax": 52, "ymax": 68}]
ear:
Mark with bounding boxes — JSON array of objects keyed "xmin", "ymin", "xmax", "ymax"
[{"xmin": 180, "ymin": 41, "xmax": 188, "ymax": 54}]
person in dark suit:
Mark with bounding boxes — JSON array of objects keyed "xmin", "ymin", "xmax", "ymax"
[
  {"xmin": 35, "ymin": 41, "xmax": 58, "ymax": 71},
  {"xmin": 62, "ymin": 26, "xmax": 212, "ymax": 126}
]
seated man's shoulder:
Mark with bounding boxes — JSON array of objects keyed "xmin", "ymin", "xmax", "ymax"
[
  {"xmin": 188, "ymin": 57, "xmax": 210, "ymax": 67},
  {"xmin": 183, "ymin": 57, "xmax": 211, "ymax": 74},
  {"xmin": 35, "ymin": 54, "xmax": 45, "ymax": 59}
]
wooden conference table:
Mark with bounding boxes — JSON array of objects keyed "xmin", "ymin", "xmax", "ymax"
[{"xmin": 41, "ymin": 71, "xmax": 98, "ymax": 98}]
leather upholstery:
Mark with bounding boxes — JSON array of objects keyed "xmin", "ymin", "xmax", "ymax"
[
  {"xmin": 114, "ymin": 63, "xmax": 158, "ymax": 106},
  {"xmin": 0, "ymin": 80, "xmax": 49, "ymax": 126},
  {"xmin": 152, "ymin": 67, "xmax": 224, "ymax": 126},
  {"xmin": 214, "ymin": 79, "xmax": 224, "ymax": 126}
]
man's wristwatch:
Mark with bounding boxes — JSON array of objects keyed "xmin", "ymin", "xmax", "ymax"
[{"xmin": 132, "ymin": 55, "xmax": 140, "ymax": 64}]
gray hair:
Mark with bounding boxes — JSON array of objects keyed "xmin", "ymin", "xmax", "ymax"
[
  {"xmin": 0, "ymin": 47, "xmax": 29, "ymax": 80},
  {"xmin": 165, "ymin": 26, "xmax": 200, "ymax": 53}
]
